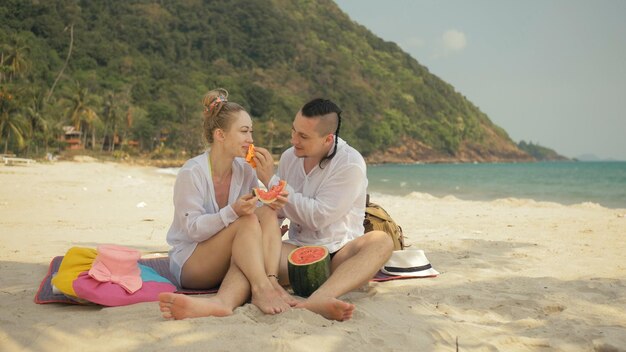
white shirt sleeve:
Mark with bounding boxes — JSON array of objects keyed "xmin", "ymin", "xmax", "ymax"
[
  {"xmin": 172, "ymin": 167, "xmax": 238, "ymax": 243},
  {"xmin": 282, "ymin": 164, "xmax": 366, "ymax": 230}
]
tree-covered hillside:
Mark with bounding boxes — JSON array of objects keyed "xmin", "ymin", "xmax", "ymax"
[
  {"xmin": 518, "ymin": 141, "xmax": 568, "ymax": 161},
  {"xmin": 0, "ymin": 0, "xmax": 532, "ymax": 162}
]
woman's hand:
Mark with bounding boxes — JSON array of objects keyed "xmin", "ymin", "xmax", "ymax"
[{"xmin": 232, "ymin": 193, "xmax": 258, "ymax": 216}]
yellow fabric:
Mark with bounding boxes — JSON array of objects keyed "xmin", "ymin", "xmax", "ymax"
[{"xmin": 51, "ymin": 247, "xmax": 97, "ymax": 297}]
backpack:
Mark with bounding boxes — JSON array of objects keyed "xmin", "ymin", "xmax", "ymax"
[{"xmin": 363, "ymin": 195, "xmax": 406, "ymax": 250}]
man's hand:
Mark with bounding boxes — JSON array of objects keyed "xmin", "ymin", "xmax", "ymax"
[
  {"xmin": 253, "ymin": 146, "xmax": 275, "ymax": 187},
  {"xmin": 265, "ymin": 190, "xmax": 289, "ymax": 211},
  {"xmin": 232, "ymin": 193, "xmax": 258, "ymax": 216}
]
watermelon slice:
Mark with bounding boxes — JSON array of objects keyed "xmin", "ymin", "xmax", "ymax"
[
  {"xmin": 253, "ymin": 180, "xmax": 287, "ymax": 204},
  {"xmin": 245, "ymin": 144, "xmax": 256, "ymax": 168},
  {"xmin": 287, "ymin": 246, "xmax": 331, "ymax": 297}
]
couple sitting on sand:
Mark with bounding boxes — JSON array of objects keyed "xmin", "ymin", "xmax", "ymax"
[{"xmin": 158, "ymin": 89, "xmax": 393, "ymax": 322}]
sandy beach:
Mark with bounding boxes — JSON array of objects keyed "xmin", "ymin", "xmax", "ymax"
[{"xmin": 1, "ymin": 160, "xmax": 624, "ymax": 351}]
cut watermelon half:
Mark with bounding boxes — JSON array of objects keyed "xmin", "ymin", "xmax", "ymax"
[
  {"xmin": 287, "ymin": 246, "xmax": 331, "ymax": 297},
  {"xmin": 253, "ymin": 180, "xmax": 287, "ymax": 204}
]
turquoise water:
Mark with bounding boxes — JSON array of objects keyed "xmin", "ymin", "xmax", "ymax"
[{"xmin": 366, "ymin": 162, "xmax": 626, "ymax": 209}]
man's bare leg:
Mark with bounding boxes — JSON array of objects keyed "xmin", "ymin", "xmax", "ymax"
[
  {"xmin": 281, "ymin": 231, "xmax": 393, "ymax": 321},
  {"xmin": 159, "ymin": 262, "xmax": 250, "ymax": 320}
]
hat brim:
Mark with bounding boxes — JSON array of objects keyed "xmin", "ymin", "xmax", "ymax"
[{"xmin": 380, "ymin": 249, "xmax": 439, "ymax": 277}]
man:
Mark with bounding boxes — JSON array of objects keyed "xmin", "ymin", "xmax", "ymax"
[{"xmin": 254, "ymin": 98, "xmax": 394, "ymax": 321}]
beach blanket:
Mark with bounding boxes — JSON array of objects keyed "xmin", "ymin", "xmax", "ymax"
[
  {"xmin": 36, "ymin": 256, "xmax": 436, "ymax": 305},
  {"xmin": 35, "ymin": 256, "xmax": 217, "ymax": 305}
]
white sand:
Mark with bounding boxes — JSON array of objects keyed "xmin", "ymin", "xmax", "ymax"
[{"xmin": 1, "ymin": 160, "xmax": 624, "ymax": 351}]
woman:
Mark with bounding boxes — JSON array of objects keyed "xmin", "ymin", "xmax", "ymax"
[{"xmin": 159, "ymin": 88, "xmax": 296, "ymax": 319}]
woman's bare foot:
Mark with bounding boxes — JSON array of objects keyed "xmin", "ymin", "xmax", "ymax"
[
  {"xmin": 270, "ymin": 277, "xmax": 300, "ymax": 307},
  {"xmin": 250, "ymin": 281, "xmax": 291, "ymax": 314},
  {"xmin": 158, "ymin": 292, "xmax": 233, "ymax": 320},
  {"xmin": 295, "ymin": 295, "xmax": 355, "ymax": 321}
]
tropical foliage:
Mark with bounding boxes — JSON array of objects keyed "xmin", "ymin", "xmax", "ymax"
[{"xmin": 0, "ymin": 0, "xmax": 524, "ymax": 161}]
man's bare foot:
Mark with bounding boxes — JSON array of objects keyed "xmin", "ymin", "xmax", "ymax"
[
  {"xmin": 250, "ymin": 282, "xmax": 291, "ymax": 314},
  {"xmin": 270, "ymin": 278, "xmax": 300, "ymax": 307},
  {"xmin": 295, "ymin": 296, "xmax": 355, "ymax": 321},
  {"xmin": 158, "ymin": 292, "xmax": 233, "ymax": 320}
]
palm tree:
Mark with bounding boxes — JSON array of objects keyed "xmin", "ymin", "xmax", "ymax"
[
  {"xmin": 64, "ymin": 82, "xmax": 87, "ymax": 130},
  {"xmin": 0, "ymin": 43, "xmax": 9, "ymax": 83},
  {"xmin": 24, "ymin": 89, "xmax": 50, "ymax": 155},
  {"xmin": 101, "ymin": 92, "xmax": 127, "ymax": 152},
  {"xmin": 47, "ymin": 24, "xmax": 73, "ymax": 103},
  {"xmin": 83, "ymin": 107, "xmax": 99, "ymax": 149},
  {"xmin": 0, "ymin": 87, "xmax": 27, "ymax": 154},
  {"xmin": 1, "ymin": 37, "xmax": 30, "ymax": 83},
  {"xmin": 62, "ymin": 81, "xmax": 101, "ymax": 149}
]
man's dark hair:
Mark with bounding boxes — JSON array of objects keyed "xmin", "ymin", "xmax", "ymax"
[{"xmin": 300, "ymin": 98, "xmax": 342, "ymax": 168}]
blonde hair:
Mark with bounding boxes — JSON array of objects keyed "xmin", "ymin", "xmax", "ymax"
[{"xmin": 202, "ymin": 88, "xmax": 245, "ymax": 144}]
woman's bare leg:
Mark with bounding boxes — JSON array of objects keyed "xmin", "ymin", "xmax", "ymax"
[
  {"xmin": 159, "ymin": 261, "xmax": 250, "ymax": 320},
  {"xmin": 256, "ymin": 206, "xmax": 299, "ymax": 306},
  {"xmin": 230, "ymin": 213, "xmax": 290, "ymax": 313},
  {"xmin": 179, "ymin": 214, "xmax": 289, "ymax": 314}
]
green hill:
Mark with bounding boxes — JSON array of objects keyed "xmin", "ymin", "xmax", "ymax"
[
  {"xmin": 0, "ymin": 0, "xmax": 532, "ymax": 163},
  {"xmin": 517, "ymin": 141, "xmax": 569, "ymax": 161}
]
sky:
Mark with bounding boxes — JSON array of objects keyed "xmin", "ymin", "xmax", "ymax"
[{"xmin": 335, "ymin": 0, "xmax": 626, "ymax": 160}]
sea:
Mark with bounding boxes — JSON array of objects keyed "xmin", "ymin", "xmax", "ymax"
[
  {"xmin": 157, "ymin": 161, "xmax": 626, "ymax": 209},
  {"xmin": 366, "ymin": 161, "xmax": 626, "ymax": 209}
]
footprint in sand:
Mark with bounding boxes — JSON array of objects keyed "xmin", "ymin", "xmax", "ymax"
[{"xmin": 542, "ymin": 304, "xmax": 566, "ymax": 314}]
